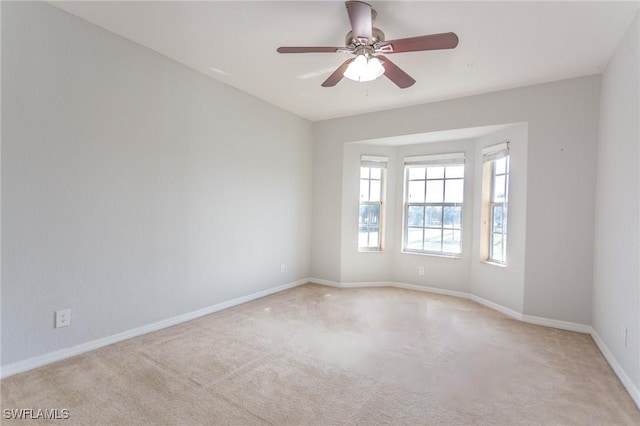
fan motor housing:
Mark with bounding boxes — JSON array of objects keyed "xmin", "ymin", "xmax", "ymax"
[{"xmin": 346, "ymin": 27, "xmax": 385, "ymax": 47}]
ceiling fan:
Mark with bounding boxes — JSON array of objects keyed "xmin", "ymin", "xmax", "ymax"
[{"xmin": 277, "ymin": 1, "xmax": 459, "ymax": 89}]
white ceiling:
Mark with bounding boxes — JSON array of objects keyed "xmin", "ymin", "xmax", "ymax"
[{"xmin": 50, "ymin": 1, "xmax": 639, "ymax": 122}]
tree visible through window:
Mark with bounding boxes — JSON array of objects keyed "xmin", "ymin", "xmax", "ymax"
[{"xmin": 403, "ymin": 153, "xmax": 465, "ymax": 255}]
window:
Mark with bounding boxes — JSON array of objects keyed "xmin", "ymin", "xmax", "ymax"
[
  {"xmin": 403, "ymin": 153, "xmax": 465, "ymax": 255},
  {"xmin": 482, "ymin": 143, "xmax": 510, "ymax": 264},
  {"xmin": 359, "ymin": 155, "xmax": 387, "ymax": 251}
]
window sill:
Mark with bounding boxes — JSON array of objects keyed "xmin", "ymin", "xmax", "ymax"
[
  {"xmin": 401, "ymin": 250, "xmax": 461, "ymax": 259},
  {"xmin": 358, "ymin": 249, "xmax": 384, "ymax": 253},
  {"xmin": 480, "ymin": 260, "xmax": 506, "ymax": 268}
]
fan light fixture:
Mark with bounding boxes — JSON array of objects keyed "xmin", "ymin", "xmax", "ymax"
[{"xmin": 343, "ymin": 54, "xmax": 384, "ymax": 82}]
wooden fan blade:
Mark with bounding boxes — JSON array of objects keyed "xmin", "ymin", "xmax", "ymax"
[
  {"xmin": 379, "ymin": 32, "xmax": 459, "ymax": 54},
  {"xmin": 277, "ymin": 47, "xmax": 342, "ymax": 54},
  {"xmin": 378, "ymin": 55, "xmax": 415, "ymax": 89},
  {"xmin": 321, "ymin": 58, "xmax": 354, "ymax": 87},
  {"xmin": 346, "ymin": 1, "xmax": 372, "ymax": 43}
]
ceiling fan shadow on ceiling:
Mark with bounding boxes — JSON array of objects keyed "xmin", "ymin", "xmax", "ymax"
[{"xmin": 277, "ymin": 1, "xmax": 459, "ymax": 89}]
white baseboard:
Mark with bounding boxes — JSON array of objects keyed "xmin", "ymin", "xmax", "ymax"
[
  {"xmin": 591, "ymin": 330, "xmax": 640, "ymax": 410},
  {"xmin": 522, "ymin": 314, "xmax": 593, "ymax": 334},
  {"xmin": 308, "ymin": 278, "xmax": 341, "ymax": 287},
  {"xmin": 309, "ymin": 278, "xmax": 469, "ymax": 300},
  {"xmin": 0, "ymin": 279, "xmax": 308, "ymax": 379},
  {"xmin": 391, "ymin": 281, "xmax": 470, "ymax": 299},
  {"xmin": 468, "ymin": 294, "xmax": 523, "ymax": 321},
  {"xmin": 341, "ymin": 281, "xmax": 391, "ymax": 288}
]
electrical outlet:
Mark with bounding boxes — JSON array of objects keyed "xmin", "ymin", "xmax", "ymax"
[
  {"xmin": 55, "ymin": 308, "xmax": 71, "ymax": 328},
  {"xmin": 280, "ymin": 264, "xmax": 286, "ymax": 274},
  {"xmin": 418, "ymin": 266, "xmax": 425, "ymax": 276}
]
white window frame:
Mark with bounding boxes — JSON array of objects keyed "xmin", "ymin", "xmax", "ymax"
[
  {"xmin": 358, "ymin": 155, "xmax": 387, "ymax": 251},
  {"xmin": 481, "ymin": 142, "xmax": 510, "ymax": 265},
  {"xmin": 402, "ymin": 152, "xmax": 465, "ymax": 256}
]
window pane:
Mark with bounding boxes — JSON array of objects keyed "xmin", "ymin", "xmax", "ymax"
[
  {"xmin": 501, "ymin": 234, "xmax": 507, "ymax": 261},
  {"xmin": 359, "ymin": 205, "xmax": 369, "ymax": 226},
  {"xmin": 446, "ymin": 165, "xmax": 464, "ymax": 179},
  {"xmin": 426, "ymin": 180, "xmax": 444, "ymax": 203},
  {"xmin": 424, "ymin": 228, "xmax": 442, "ymax": 252},
  {"xmin": 443, "ymin": 206, "xmax": 462, "ymax": 228},
  {"xmin": 443, "ymin": 229, "xmax": 462, "ymax": 253},
  {"xmin": 408, "ymin": 181, "xmax": 425, "ymax": 202},
  {"xmin": 444, "ymin": 179, "xmax": 464, "ymax": 203},
  {"xmin": 359, "ymin": 204, "xmax": 381, "ymax": 249},
  {"xmin": 407, "ymin": 228, "xmax": 424, "ymax": 250},
  {"xmin": 403, "ymin": 161, "xmax": 465, "ymax": 256},
  {"xmin": 425, "ymin": 206, "xmax": 443, "ymax": 227},
  {"xmin": 369, "ymin": 180, "xmax": 381, "ymax": 202},
  {"xmin": 360, "ymin": 179, "xmax": 369, "ymax": 201},
  {"xmin": 493, "ymin": 175, "xmax": 506, "ymax": 202},
  {"xmin": 427, "ymin": 166, "xmax": 444, "ymax": 179},
  {"xmin": 502, "ymin": 207, "xmax": 508, "ymax": 231},
  {"xmin": 407, "ymin": 206, "xmax": 424, "ymax": 227},
  {"xmin": 408, "ymin": 167, "xmax": 425, "ymax": 180},
  {"xmin": 369, "ymin": 205, "xmax": 381, "ymax": 226},
  {"xmin": 358, "ymin": 231, "xmax": 369, "ymax": 247},
  {"xmin": 485, "ymin": 156, "xmax": 508, "ymax": 262},
  {"xmin": 505, "ymin": 175, "xmax": 510, "ymax": 201},
  {"xmin": 368, "ymin": 230, "xmax": 379, "ymax": 248},
  {"xmin": 359, "ymin": 163, "xmax": 385, "ymax": 250},
  {"xmin": 491, "ymin": 233, "xmax": 504, "ymax": 262},
  {"xmin": 492, "ymin": 205, "xmax": 503, "ymax": 232}
]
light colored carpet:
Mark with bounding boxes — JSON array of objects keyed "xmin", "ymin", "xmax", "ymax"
[{"xmin": 2, "ymin": 283, "xmax": 639, "ymax": 425}]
